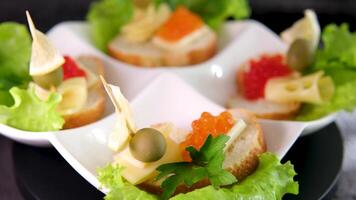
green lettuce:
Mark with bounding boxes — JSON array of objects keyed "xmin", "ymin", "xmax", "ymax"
[
  {"xmin": 98, "ymin": 164, "xmax": 157, "ymax": 200},
  {"xmin": 0, "ymin": 22, "xmax": 31, "ymax": 106},
  {"xmin": 0, "ymin": 87, "xmax": 64, "ymax": 131},
  {"xmin": 98, "ymin": 153, "xmax": 298, "ymax": 200},
  {"xmin": 87, "ymin": 0, "xmax": 134, "ymax": 52},
  {"xmin": 155, "ymin": 0, "xmax": 251, "ymax": 29},
  {"xmin": 297, "ymin": 24, "xmax": 356, "ymax": 120}
]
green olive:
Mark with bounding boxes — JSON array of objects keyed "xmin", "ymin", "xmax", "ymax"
[
  {"xmin": 129, "ymin": 128, "xmax": 166, "ymax": 162},
  {"xmin": 133, "ymin": 0, "xmax": 151, "ymax": 8},
  {"xmin": 32, "ymin": 67, "xmax": 63, "ymax": 89},
  {"xmin": 287, "ymin": 39, "xmax": 314, "ymax": 71}
]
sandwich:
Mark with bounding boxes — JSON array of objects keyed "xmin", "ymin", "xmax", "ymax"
[
  {"xmin": 0, "ymin": 13, "xmax": 106, "ymax": 131},
  {"xmin": 87, "ymin": 0, "xmax": 251, "ymax": 67},
  {"xmin": 227, "ymin": 10, "xmax": 335, "ymax": 120},
  {"xmin": 97, "ymin": 78, "xmax": 299, "ymax": 200},
  {"xmin": 108, "ymin": 5, "xmax": 217, "ymax": 67},
  {"xmin": 26, "ymin": 12, "xmax": 106, "ymax": 129}
]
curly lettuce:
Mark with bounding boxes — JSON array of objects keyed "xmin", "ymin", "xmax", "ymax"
[
  {"xmin": 0, "ymin": 87, "xmax": 64, "ymax": 131},
  {"xmin": 86, "ymin": 0, "xmax": 134, "ymax": 51},
  {"xmin": 297, "ymin": 24, "xmax": 356, "ymax": 120},
  {"xmin": 0, "ymin": 22, "xmax": 31, "ymax": 106},
  {"xmin": 98, "ymin": 153, "xmax": 298, "ymax": 200}
]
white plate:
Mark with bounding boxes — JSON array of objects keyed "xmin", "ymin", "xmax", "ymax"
[
  {"xmin": 48, "ymin": 73, "xmax": 306, "ymax": 191},
  {"xmin": 0, "ymin": 20, "xmax": 336, "ymax": 147}
]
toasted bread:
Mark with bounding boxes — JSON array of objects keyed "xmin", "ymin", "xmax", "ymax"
[
  {"xmin": 139, "ymin": 109, "xmax": 266, "ymax": 195},
  {"xmin": 108, "ymin": 28, "xmax": 217, "ymax": 67},
  {"xmin": 227, "ymin": 94, "xmax": 301, "ymax": 120},
  {"xmin": 62, "ymin": 56, "xmax": 105, "ymax": 129}
]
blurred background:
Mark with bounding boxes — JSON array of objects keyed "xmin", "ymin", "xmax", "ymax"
[{"xmin": 0, "ymin": 0, "xmax": 355, "ymax": 199}]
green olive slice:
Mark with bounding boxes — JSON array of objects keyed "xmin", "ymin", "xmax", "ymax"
[
  {"xmin": 32, "ymin": 67, "xmax": 63, "ymax": 89},
  {"xmin": 287, "ymin": 38, "xmax": 314, "ymax": 71},
  {"xmin": 129, "ymin": 128, "xmax": 167, "ymax": 163}
]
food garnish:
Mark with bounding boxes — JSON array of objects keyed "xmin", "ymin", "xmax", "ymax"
[
  {"xmin": 87, "ymin": 0, "xmax": 134, "ymax": 51},
  {"xmin": 280, "ymin": 9, "xmax": 320, "ymax": 51},
  {"xmin": 157, "ymin": 135, "xmax": 237, "ymax": 200},
  {"xmin": 155, "ymin": 6, "xmax": 203, "ymax": 43},
  {"xmin": 239, "ymin": 54, "xmax": 292, "ymax": 100},
  {"xmin": 129, "ymin": 128, "xmax": 167, "ymax": 162},
  {"xmin": 180, "ymin": 111, "xmax": 234, "ymax": 161},
  {"xmin": 286, "ymin": 38, "xmax": 315, "ymax": 71},
  {"xmin": 265, "ymin": 70, "xmax": 334, "ymax": 104},
  {"xmin": 121, "ymin": 3, "xmax": 171, "ymax": 43},
  {"xmin": 170, "ymin": 153, "xmax": 298, "ymax": 200},
  {"xmin": 101, "ymin": 76, "xmax": 136, "ymax": 151},
  {"xmin": 62, "ymin": 56, "xmax": 87, "ymax": 80},
  {"xmin": 26, "ymin": 11, "xmax": 65, "ymax": 77},
  {"xmin": 98, "ymin": 152, "xmax": 298, "ymax": 200},
  {"xmin": 297, "ymin": 23, "xmax": 356, "ymax": 120},
  {"xmin": 32, "ymin": 67, "xmax": 63, "ymax": 89},
  {"xmin": 113, "ymin": 123, "xmax": 182, "ymax": 185},
  {"xmin": 56, "ymin": 77, "xmax": 88, "ymax": 116},
  {"xmin": 0, "ymin": 87, "xmax": 64, "ymax": 131},
  {"xmin": 0, "ymin": 22, "xmax": 31, "ymax": 106}
]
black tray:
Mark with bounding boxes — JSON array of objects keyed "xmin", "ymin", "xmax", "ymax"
[{"xmin": 12, "ymin": 123, "xmax": 343, "ymax": 200}]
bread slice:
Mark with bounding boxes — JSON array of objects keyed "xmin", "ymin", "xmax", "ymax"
[
  {"xmin": 227, "ymin": 94, "xmax": 301, "ymax": 120},
  {"xmin": 108, "ymin": 29, "xmax": 217, "ymax": 67},
  {"xmin": 62, "ymin": 56, "xmax": 105, "ymax": 129},
  {"xmin": 138, "ymin": 109, "xmax": 266, "ymax": 195}
]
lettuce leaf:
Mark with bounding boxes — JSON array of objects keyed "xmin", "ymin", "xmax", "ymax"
[
  {"xmin": 0, "ymin": 22, "xmax": 31, "ymax": 106},
  {"xmin": 98, "ymin": 164, "xmax": 157, "ymax": 200},
  {"xmin": 155, "ymin": 0, "xmax": 250, "ymax": 29},
  {"xmin": 297, "ymin": 24, "xmax": 356, "ymax": 120},
  {"xmin": 98, "ymin": 153, "xmax": 298, "ymax": 200},
  {"xmin": 313, "ymin": 24, "xmax": 356, "ymax": 71},
  {"xmin": 87, "ymin": 0, "xmax": 134, "ymax": 52},
  {"xmin": 0, "ymin": 87, "xmax": 64, "ymax": 131},
  {"xmin": 172, "ymin": 153, "xmax": 298, "ymax": 200}
]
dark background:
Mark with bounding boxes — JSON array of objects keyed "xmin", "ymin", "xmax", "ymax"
[{"xmin": 0, "ymin": 0, "xmax": 355, "ymax": 199}]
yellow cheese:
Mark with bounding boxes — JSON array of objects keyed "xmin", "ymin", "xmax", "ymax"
[
  {"xmin": 114, "ymin": 123, "xmax": 183, "ymax": 185},
  {"xmin": 265, "ymin": 71, "xmax": 334, "ymax": 104},
  {"xmin": 121, "ymin": 4, "xmax": 171, "ymax": 43},
  {"xmin": 56, "ymin": 77, "xmax": 88, "ymax": 116}
]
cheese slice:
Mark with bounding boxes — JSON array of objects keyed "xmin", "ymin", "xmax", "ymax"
[
  {"xmin": 26, "ymin": 11, "xmax": 64, "ymax": 76},
  {"xmin": 56, "ymin": 77, "xmax": 88, "ymax": 116},
  {"xmin": 114, "ymin": 123, "xmax": 183, "ymax": 185},
  {"xmin": 265, "ymin": 71, "xmax": 334, "ymax": 104},
  {"xmin": 224, "ymin": 119, "xmax": 247, "ymax": 152},
  {"xmin": 121, "ymin": 4, "xmax": 171, "ymax": 43}
]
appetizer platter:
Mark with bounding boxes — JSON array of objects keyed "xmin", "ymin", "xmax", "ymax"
[{"xmin": 0, "ymin": 0, "xmax": 354, "ymax": 199}]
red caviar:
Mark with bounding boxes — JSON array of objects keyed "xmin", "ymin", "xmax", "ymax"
[
  {"xmin": 240, "ymin": 54, "xmax": 292, "ymax": 100},
  {"xmin": 180, "ymin": 111, "xmax": 235, "ymax": 161},
  {"xmin": 155, "ymin": 6, "xmax": 203, "ymax": 42},
  {"xmin": 62, "ymin": 56, "xmax": 86, "ymax": 80}
]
